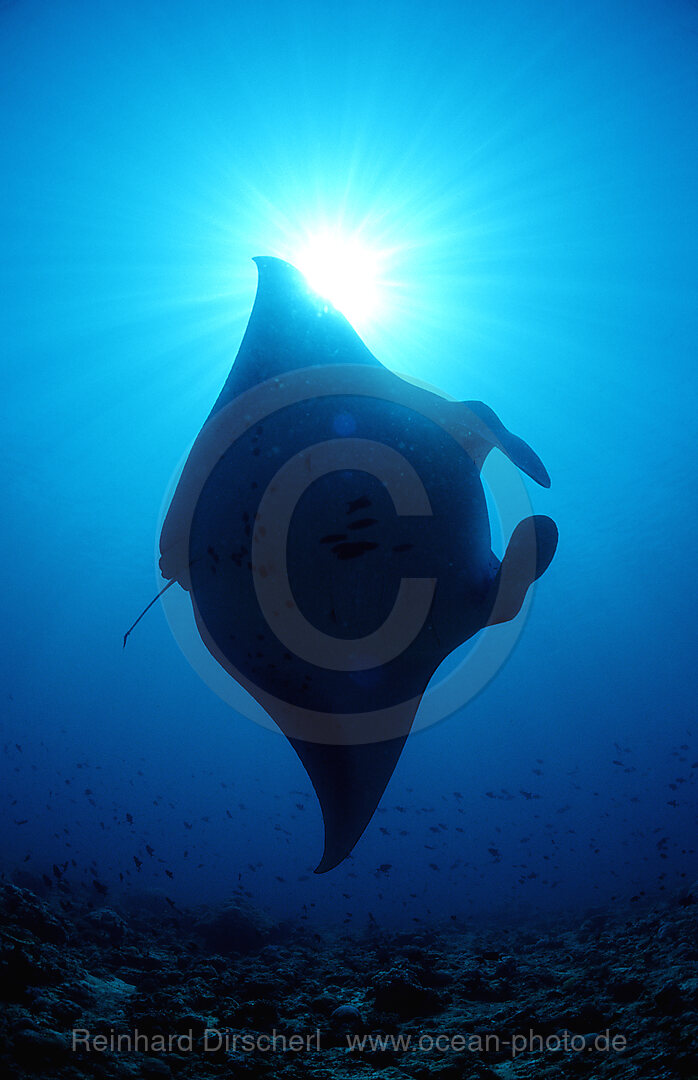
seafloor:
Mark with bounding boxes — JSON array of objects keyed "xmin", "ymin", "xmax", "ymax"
[{"xmin": 1, "ymin": 881, "xmax": 696, "ymax": 1079}]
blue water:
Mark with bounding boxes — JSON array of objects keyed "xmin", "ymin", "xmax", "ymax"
[{"xmin": 2, "ymin": 0, "xmax": 696, "ymax": 928}]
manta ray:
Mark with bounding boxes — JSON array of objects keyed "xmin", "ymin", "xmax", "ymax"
[{"xmin": 159, "ymin": 257, "xmax": 557, "ymax": 871}]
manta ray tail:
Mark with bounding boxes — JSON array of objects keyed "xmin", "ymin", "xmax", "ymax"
[{"xmin": 122, "ymin": 578, "xmax": 176, "ymax": 648}]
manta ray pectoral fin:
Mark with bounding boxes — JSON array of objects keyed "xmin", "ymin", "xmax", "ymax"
[
  {"xmin": 306, "ymin": 737, "xmax": 409, "ymax": 874},
  {"xmin": 287, "ymin": 727, "xmax": 412, "ymax": 874},
  {"xmin": 460, "ymin": 401, "xmax": 551, "ymax": 488},
  {"xmin": 487, "ymin": 515, "xmax": 558, "ymax": 626}
]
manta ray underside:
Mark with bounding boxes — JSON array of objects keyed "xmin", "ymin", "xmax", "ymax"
[{"xmin": 159, "ymin": 257, "xmax": 558, "ymax": 871}]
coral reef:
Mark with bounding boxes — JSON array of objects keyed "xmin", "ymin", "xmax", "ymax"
[{"xmin": 1, "ymin": 881, "xmax": 696, "ymax": 1078}]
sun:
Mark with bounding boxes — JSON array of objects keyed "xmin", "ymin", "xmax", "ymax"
[{"xmin": 293, "ymin": 230, "xmax": 385, "ymax": 329}]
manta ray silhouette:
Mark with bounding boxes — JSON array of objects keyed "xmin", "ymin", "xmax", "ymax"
[{"xmin": 159, "ymin": 257, "xmax": 557, "ymax": 872}]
